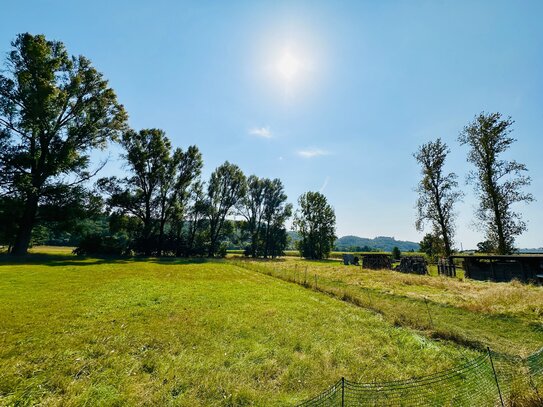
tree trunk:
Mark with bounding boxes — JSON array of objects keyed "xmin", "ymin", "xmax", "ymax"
[
  {"xmin": 263, "ymin": 223, "xmax": 270, "ymax": 258},
  {"xmin": 158, "ymin": 219, "xmax": 166, "ymax": 257},
  {"xmin": 11, "ymin": 194, "xmax": 39, "ymax": 255},
  {"xmin": 208, "ymin": 221, "xmax": 217, "ymax": 257}
]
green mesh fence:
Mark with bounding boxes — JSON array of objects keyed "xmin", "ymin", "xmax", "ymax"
[
  {"xmin": 527, "ymin": 347, "xmax": 543, "ymax": 376},
  {"xmin": 298, "ymin": 353, "xmax": 500, "ymax": 406},
  {"xmin": 296, "ymin": 351, "xmax": 542, "ymax": 406}
]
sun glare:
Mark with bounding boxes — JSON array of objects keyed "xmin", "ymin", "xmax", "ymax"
[
  {"xmin": 277, "ymin": 50, "xmax": 301, "ymax": 82},
  {"xmin": 254, "ymin": 31, "xmax": 323, "ymax": 99}
]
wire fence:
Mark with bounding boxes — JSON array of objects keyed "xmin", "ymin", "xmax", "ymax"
[
  {"xmin": 297, "ymin": 348, "xmax": 543, "ymax": 406},
  {"xmin": 527, "ymin": 347, "xmax": 543, "ymax": 376},
  {"xmin": 231, "ymin": 260, "xmax": 542, "ymax": 405}
]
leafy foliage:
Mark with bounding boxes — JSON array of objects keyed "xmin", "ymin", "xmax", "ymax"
[
  {"xmin": 419, "ymin": 233, "xmax": 445, "ymax": 260},
  {"xmin": 0, "ymin": 33, "xmax": 126, "ymax": 254},
  {"xmin": 293, "ymin": 192, "xmax": 336, "ymax": 259},
  {"xmin": 458, "ymin": 112, "xmax": 534, "ymax": 254},
  {"xmin": 476, "ymin": 240, "xmax": 495, "ymax": 254},
  {"xmin": 98, "ymin": 129, "xmax": 202, "ymax": 256},
  {"xmin": 414, "ymin": 138, "xmax": 462, "ymax": 257},
  {"xmin": 238, "ymin": 176, "xmax": 292, "ymax": 258},
  {"xmin": 207, "ymin": 161, "xmax": 246, "ymax": 257}
]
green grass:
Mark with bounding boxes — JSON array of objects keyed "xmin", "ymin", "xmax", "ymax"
[
  {"xmin": 0, "ymin": 252, "xmax": 485, "ymax": 406},
  {"xmin": 233, "ymin": 258, "xmax": 543, "ymax": 358}
]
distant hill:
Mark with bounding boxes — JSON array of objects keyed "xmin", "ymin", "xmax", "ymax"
[
  {"xmin": 287, "ymin": 232, "xmax": 419, "ymax": 252},
  {"xmin": 518, "ymin": 248, "xmax": 543, "ymax": 254},
  {"xmin": 335, "ymin": 235, "xmax": 419, "ymax": 252}
]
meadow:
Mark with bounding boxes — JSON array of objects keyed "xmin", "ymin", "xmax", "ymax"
[
  {"xmin": 0, "ymin": 248, "xmax": 541, "ymax": 406},
  {"xmin": 233, "ymin": 258, "xmax": 543, "ymax": 357}
]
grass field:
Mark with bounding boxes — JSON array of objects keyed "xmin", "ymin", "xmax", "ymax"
[
  {"xmin": 1, "ymin": 248, "xmax": 541, "ymax": 406},
  {"xmin": 233, "ymin": 258, "xmax": 543, "ymax": 358},
  {"xmin": 0, "ymin": 250, "xmax": 481, "ymax": 406}
]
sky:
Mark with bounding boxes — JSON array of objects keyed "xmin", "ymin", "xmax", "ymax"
[{"xmin": 2, "ymin": 0, "xmax": 543, "ymax": 249}]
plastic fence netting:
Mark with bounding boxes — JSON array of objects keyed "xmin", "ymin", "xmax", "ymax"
[
  {"xmin": 527, "ymin": 347, "xmax": 543, "ymax": 376},
  {"xmin": 297, "ymin": 379, "xmax": 344, "ymax": 407},
  {"xmin": 297, "ymin": 353, "xmax": 507, "ymax": 406}
]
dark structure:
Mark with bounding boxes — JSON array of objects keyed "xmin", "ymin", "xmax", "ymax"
[
  {"xmin": 362, "ymin": 254, "xmax": 392, "ymax": 270},
  {"xmin": 395, "ymin": 256, "xmax": 427, "ymax": 275},
  {"xmin": 342, "ymin": 254, "xmax": 359, "ymax": 266},
  {"xmin": 450, "ymin": 255, "xmax": 543, "ymax": 283},
  {"xmin": 437, "ymin": 258, "xmax": 456, "ymax": 277}
]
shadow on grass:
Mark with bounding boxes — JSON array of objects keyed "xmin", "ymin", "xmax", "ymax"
[
  {"xmin": 0, "ymin": 253, "xmax": 216, "ymax": 267},
  {"xmin": 0, "ymin": 251, "xmax": 299, "ymax": 268}
]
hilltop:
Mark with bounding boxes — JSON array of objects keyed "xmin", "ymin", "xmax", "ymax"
[{"xmin": 287, "ymin": 232, "xmax": 419, "ymax": 252}]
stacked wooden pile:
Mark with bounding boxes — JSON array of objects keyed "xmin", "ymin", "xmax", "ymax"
[
  {"xmin": 395, "ymin": 256, "xmax": 428, "ymax": 275},
  {"xmin": 437, "ymin": 259, "xmax": 456, "ymax": 277},
  {"xmin": 362, "ymin": 254, "xmax": 392, "ymax": 270}
]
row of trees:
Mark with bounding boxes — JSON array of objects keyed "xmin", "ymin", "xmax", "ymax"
[
  {"xmin": 415, "ymin": 112, "xmax": 534, "ymax": 256},
  {"xmin": 94, "ymin": 127, "xmax": 293, "ymax": 257},
  {"xmin": 0, "ymin": 33, "xmax": 337, "ymax": 259}
]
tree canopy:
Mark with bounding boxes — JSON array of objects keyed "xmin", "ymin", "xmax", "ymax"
[
  {"xmin": 458, "ymin": 112, "xmax": 534, "ymax": 254},
  {"xmin": 293, "ymin": 191, "xmax": 336, "ymax": 260},
  {"xmin": 414, "ymin": 138, "xmax": 462, "ymax": 257},
  {"xmin": 0, "ymin": 33, "xmax": 127, "ymax": 254},
  {"xmin": 207, "ymin": 161, "xmax": 246, "ymax": 257}
]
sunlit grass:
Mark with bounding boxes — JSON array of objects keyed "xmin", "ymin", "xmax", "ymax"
[
  {"xmin": 0, "ymin": 253, "xmax": 479, "ymax": 406},
  {"xmin": 233, "ymin": 258, "xmax": 543, "ymax": 357}
]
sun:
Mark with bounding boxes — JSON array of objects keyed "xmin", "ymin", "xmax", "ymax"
[
  {"xmin": 255, "ymin": 38, "xmax": 318, "ymax": 98},
  {"xmin": 276, "ymin": 49, "xmax": 302, "ymax": 82}
]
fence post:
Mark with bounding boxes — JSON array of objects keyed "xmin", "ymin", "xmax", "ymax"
[
  {"xmin": 424, "ymin": 297, "xmax": 434, "ymax": 329},
  {"xmin": 341, "ymin": 377, "xmax": 345, "ymax": 407},
  {"xmin": 487, "ymin": 347, "xmax": 505, "ymax": 407}
]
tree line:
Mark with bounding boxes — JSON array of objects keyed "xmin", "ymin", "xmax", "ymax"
[
  {"xmin": 3, "ymin": 33, "xmax": 533, "ymax": 260},
  {"xmin": 0, "ymin": 33, "xmax": 337, "ymax": 259},
  {"xmin": 414, "ymin": 113, "xmax": 534, "ymax": 257}
]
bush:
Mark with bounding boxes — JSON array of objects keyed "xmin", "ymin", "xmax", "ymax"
[
  {"xmin": 73, "ymin": 234, "xmax": 130, "ymax": 256},
  {"xmin": 217, "ymin": 242, "xmax": 228, "ymax": 258}
]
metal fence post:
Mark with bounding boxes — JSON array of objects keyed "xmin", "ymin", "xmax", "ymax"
[{"xmin": 487, "ymin": 347, "xmax": 505, "ymax": 407}]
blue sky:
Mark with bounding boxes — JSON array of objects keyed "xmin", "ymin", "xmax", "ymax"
[{"xmin": 2, "ymin": 1, "xmax": 542, "ymax": 248}]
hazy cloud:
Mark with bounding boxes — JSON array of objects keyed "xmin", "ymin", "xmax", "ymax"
[
  {"xmin": 249, "ymin": 126, "xmax": 272, "ymax": 138},
  {"xmin": 298, "ymin": 148, "xmax": 330, "ymax": 158}
]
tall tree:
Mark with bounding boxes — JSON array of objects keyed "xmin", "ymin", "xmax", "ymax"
[
  {"xmin": 261, "ymin": 178, "xmax": 292, "ymax": 258},
  {"xmin": 180, "ymin": 181, "xmax": 208, "ymax": 256},
  {"xmin": 207, "ymin": 162, "xmax": 246, "ymax": 257},
  {"xmin": 0, "ymin": 33, "xmax": 127, "ymax": 254},
  {"xmin": 293, "ymin": 191, "xmax": 336, "ymax": 260},
  {"xmin": 458, "ymin": 112, "xmax": 534, "ymax": 254},
  {"xmin": 414, "ymin": 138, "xmax": 462, "ymax": 258},
  {"xmin": 155, "ymin": 145, "xmax": 202, "ymax": 255},
  {"xmin": 98, "ymin": 129, "xmax": 201, "ymax": 256},
  {"xmin": 237, "ymin": 175, "xmax": 266, "ymax": 257},
  {"xmin": 238, "ymin": 177, "xmax": 292, "ymax": 258},
  {"xmin": 98, "ymin": 129, "xmax": 170, "ymax": 255}
]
